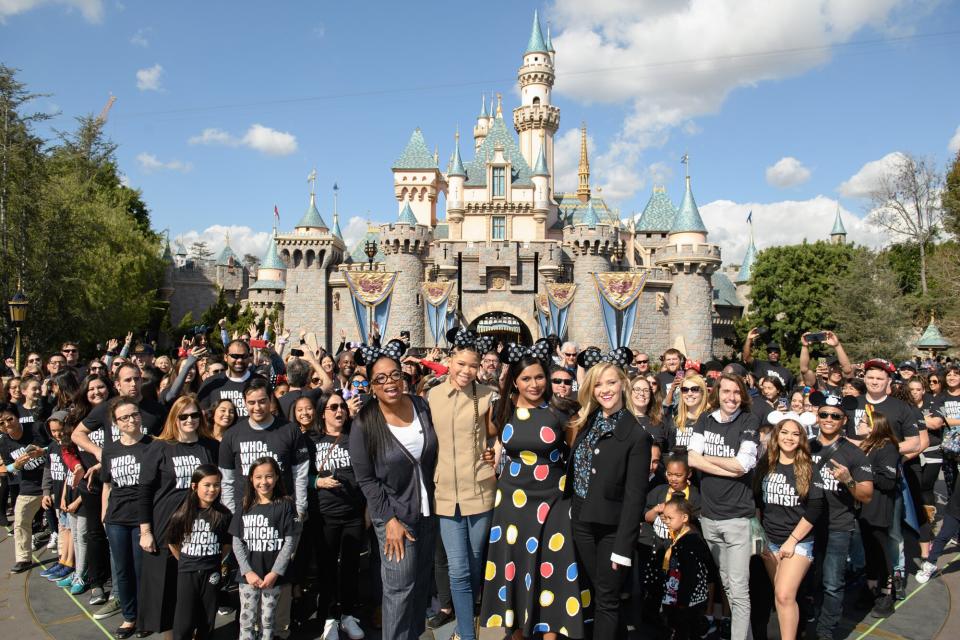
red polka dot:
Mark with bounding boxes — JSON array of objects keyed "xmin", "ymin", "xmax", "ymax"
[
  {"xmin": 505, "ymin": 562, "xmax": 516, "ymax": 581},
  {"xmin": 540, "ymin": 426, "xmax": 556, "ymax": 443},
  {"xmin": 537, "ymin": 502, "xmax": 551, "ymax": 524},
  {"xmin": 540, "ymin": 562, "xmax": 554, "ymax": 578},
  {"xmin": 533, "ymin": 465, "xmax": 550, "ymax": 481}
]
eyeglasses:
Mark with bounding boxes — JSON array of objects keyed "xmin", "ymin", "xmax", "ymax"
[
  {"xmin": 372, "ymin": 370, "xmax": 403, "ymax": 385},
  {"xmin": 635, "ymin": 359, "xmax": 649, "ymax": 365},
  {"xmin": 27, "ymin": 357, "xmax": 41, "ymax": 363},
  {"xmin": 551, "ymin": 378, "xmax": 573, "ymax": 386},
  {"xmin": 177, "ymin": 411, "xmax": 201, "ymax": 422},
  {"xmin": 679, "ymin": 386, "xmax": 702, "ymax": 394},
  {"xmin": 351, "ymin": 380, "xmax": 370, "ymax": 388},
  {"xmin": 311, "ymin": 377, "xmax": 321, "ymax": 383},
  {"xmin": 326, "ymin": 403, "xmax": 346, "ymax": 412},
  {"xmin": 227, "ymin": 353, "xmax": 249, "ymax": 360},
  {"xmin": 562, "ymin": 352, "xmax": 577, "ymax": 357},
  {"xmin": 208, "ymin": 368, "xmax": 225, "ymax": 375},
  {"xmin": 632, "ymin": 388, "xmax": 650, "ymax": 395},
  {"xmin": 115, "ymin": 412, "xmax": 141, "ymax": 424},
  {"xmin": 818, "ymin": 411, "xmax": 845, "ymax": 421}
]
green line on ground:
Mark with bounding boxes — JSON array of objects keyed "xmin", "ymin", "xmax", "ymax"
[
  {"xmin": 854, "ymin": 551, "xmax": 960, "ymax": 640},
  {"xmin": 31, "ymin": 552, "xmax": 113, "ymax": 639}
]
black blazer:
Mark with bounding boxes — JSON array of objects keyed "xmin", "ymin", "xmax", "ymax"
[{"xmin": 564, "ymin": 409, "xmax": 653, "ymax": 562}]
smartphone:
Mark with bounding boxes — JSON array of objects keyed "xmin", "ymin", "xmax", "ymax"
[
  {"xmin": 249, "ymin": 339, "xmax": 267, "ymax": 349},
  {"xmin": 818, "ymin": 357, "xmax": 827, "ymax": 367},
  {"xmin": 290, "ymin": 348, "xmax": 304, "ymax": 357},
  {"xmin": 806, "ymin": 332, "xmax": 827, "ymax": 344}
]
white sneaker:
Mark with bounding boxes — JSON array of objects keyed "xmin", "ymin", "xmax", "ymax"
[
  {"xmin": 47, "ymin": 532, "xmax": 58, "ymax": 550},
  {"xmin": 915, "ymin": 560, "xmax": 937, "ymax": 584},
  {"xmin": 340, "ymin": 615, "xmax": 365, "ymax": 639},
  {"xmin": 321, "ymin": 618, "xmax": 339, "ymax": 640}
]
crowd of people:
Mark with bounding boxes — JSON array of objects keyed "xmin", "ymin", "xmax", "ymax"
[{"xmin": 1, "ymin": 323, "xmax": 958, "ymax": 640}]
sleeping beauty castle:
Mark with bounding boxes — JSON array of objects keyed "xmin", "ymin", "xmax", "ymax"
[{"xmin": 163, "ymin": 12, "xmax": 774, "ymax": 360}]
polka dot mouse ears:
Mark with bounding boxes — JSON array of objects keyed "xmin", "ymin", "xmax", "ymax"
[
  {"xmin": 446, "ymin": 327, "xmax": 499, "ymax": 355},
  {"xmin": 503, "ymin": 339, "xmax": 552, "ymax": 364},
  {"xmin": 577, "ymin": 346, "xmax": 634, "ymax": 371},
  {"xmin": 355, "ymin": 339, "xmax": 407, "ymax": 367}
]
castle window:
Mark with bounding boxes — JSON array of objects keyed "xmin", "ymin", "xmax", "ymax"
[
  {"xmin": 491, "ymin": 216, "xmax": 506, "ymax": 240},
  {"xmin": 492, "ymin": 166, "xmax": 505, "ymax": 198},
  {"xmin": 533, "ymin": 97, "xmax": 540, "ymax": 106}
]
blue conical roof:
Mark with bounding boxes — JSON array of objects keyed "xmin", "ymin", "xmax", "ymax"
[
  {"xmin": 162, "ymin": 241, "xmax": 173, "ymax": 263},
  {"xmin": 259, "ymin": 229, "xmax": 285, "ymax": 270},
  {"xmin": 670, "ymin": 177, "xmax": 708, "ymax": 233},
  {"xmin": 532, "ymin": 141, "xmax": 549, "ymax": 177},
  {"xmin": 917, "ymin": 315, "xmax": 952, "ymax": 349},
  {"xmin": 736, "ymin": 233, "xmax": 757, "ymax": 283},
  {"xmin": 479, "ymin": 94, "xmax": 487, "ymax": 118},
  {"xmin": 525, "ymin": 10, "xmax": 548, "ymax": 54},
  {"xmin": 392, "ymin": 128, "xmax": 437, "ymax": 170},
  {"xmin": 448, "ymin": 137, "xmax": 467, "ymax": 177},
  {"xmin": 216, "ymin": 237, "xmax": 239, "ymax": 266},
  {"xmin": 297, "ymin": 194, "xmax": 328, "ymax": 230},
  {"xmin": 635, "ymin": 187, "xmax": 677, "ymax": 231},
  {"xmin": 831, "ymin": 207, "xmax": 847, "ymax": 236},
  {"xmin": 398, "ymin": 201, "xmax": 418, "ymax": 225},
  {"xmin": 332, "ymin": 214, "xmax": 343, "ymax": 240},
  {"xmin": 578, "ymin": 199, "xmax": 601, "ymax": 228},
  {"xmin": 545, "ymin": 23, "xmax": 554, "ymax": 52}
]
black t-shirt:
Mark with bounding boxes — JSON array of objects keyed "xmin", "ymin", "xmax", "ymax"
[
  {"xmin": 809, "ymin": 437, "xmax": 872, "ymax": 531},
  {"xmin": 139, "ymin": 438, "xmax": 220, "ymax": 541},
  {"xmin": 230, "ymin": 499, "xmax": 297, "ymax": 582},
  {"xmin": 656, "ymin": 370, "xmax": 681, "ymax": 395},
  {"xmin": 640, "ymin": 482, "xmax": 701, "ymax": 548},
  {"xmin": 845, "ymin": 395, "xmax": 920, "ymax": 444},
  {"xmin": 935, "ymin": 391, "xmax": 960, "ymax": 447},
  {"xmin": 637, "ymin": 415, "xmax": 669, "ymax": 452},
  {"xmin": 178, "ymin": 506, "xmax": 231, "ymax": 573},
  {"xmin": 80, "ymin": 399, "xmax": 166, "ymax": 469},
  {"xmin": 858, "ymin": 442, "xmax": 900, "ymax": 527},
  {"xmin": 198, "ymin": 372, "xmax": 259, "ymax": 418},
  {"xmin": 690, "ymin": 410, "xmax": 761, "ymax": 520},
  {"xmin": 16, "ymin": 402, "xmax": 38, "ymax": 429},
  {"xmin": 750, "ymin": 396, "xmax": 774, "ymax": 426},
  {"xmin": 219, "ymin": 418, "xmax": 309, "ymax": 512},
  {"xmin": 307, "ymin": 431, "xmax": 364, "ymax": 518},
  {"xmin": 917, "ymin": 393, "xmax": 941, "ymax": 447},
  {"xmin": 751, "ymin": 360, "xmax": 795, "ymax": 391},
  {"xmin": 0, "ymin": 423, "xmax": 50, "ymax": 495},
  {"xmin": 758, "ymin": 461, "xmax": 824, "ymax": 544},
  {"xmin": 667, "ymin": 416, "xmax": 697, "ymax": 452},
  {"xmin": 278, "ymin": 388, "xmax": 322, "ymax": 422},
  {"xmin": 47, "ymin": 440, "xmax": 68, "ymax": 504},
  {"xmin": 101, "ymin": 435, "xmax": 154, "ymax": 526}
]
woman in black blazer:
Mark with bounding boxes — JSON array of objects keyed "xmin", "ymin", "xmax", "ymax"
[{"xmin": 565, "ymin": 354, "xmax": 652, "ymax": 639}]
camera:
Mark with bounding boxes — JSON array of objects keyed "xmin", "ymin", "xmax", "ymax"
[
  {"xmin": 755, "ymin": 326, "xmax": 772, "ymax": 342},
  {"xmin": 806, "ymin": 331, "xmax": 827, "ymax": 344}
]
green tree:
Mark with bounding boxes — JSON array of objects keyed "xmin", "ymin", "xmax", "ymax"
[
  {"xmin": 944, "ymin": 151, "xmax": 960, "ymax": 238},
  {"xmin": 926, "ymin": 242, "xmax": 960, "ymax": 345},
  {"xmin": 190, "ymin": 241, "xmax": 213, "ymax": 262}
]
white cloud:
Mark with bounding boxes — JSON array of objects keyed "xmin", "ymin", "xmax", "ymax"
[
  {"xmin": 130, "ymin": 27, "xmax": 150, "ymax": 47},
  {"xmin": 188, "ymin": 124, "xmax": 298, "ymax": 157},
  {"xmin": 136, "ymin": 152, "xmax": 191, "ymax": 174},
  {"xmin": 0, "ymin": 0, "xmax": 104, "ymax": 23},
  {"xmin": 765, "ymin": 156, "xmax": 811, "ymax": 188},
  {"xmin": 549, "ymin": 0, "xmax": 915, "ymax": 201},
  {"xmin": 342, "ymin": 216, "xmax": 370, "ymax": 249},
  {"xmin": 176, "ymin": 225, "xmax": 271, "ymax": 261},
  {"xmin": 949, "ymin": 126, "xmax": 960, "ymax": 155},
  {"xmin": 837, "ymin": 151, "xmax": 906, "ymax": 199},
  {"xmin": 700, "ymin": 195, "xmax": 887, "ymax": 266},
  {"xmin": 136, "ymin": 64, "xmax": 163, "ymax": 91}
]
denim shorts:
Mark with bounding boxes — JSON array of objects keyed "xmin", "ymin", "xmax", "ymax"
[
  {"xmin": 57, "ymin": 509, "xmax": 69, "ymax": 530},
  {"xmin": 768, "ymin": 540, "xmax": 814, "ymax": 560}
]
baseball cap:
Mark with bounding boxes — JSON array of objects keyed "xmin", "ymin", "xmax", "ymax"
[
  {"xmin": 897, "ymin": 360, "xmax": 918, "ymax": 372},
  {"xmin": 863, "ymin": 358, "xmax": 896, "ymax": 374},
  {"xmin": 132, "ymin": 343, "xmax": 155, "ymax": 356},
  {"xmin": 766, "ymin": 341, "xmax": 781, "ymax": 351},
  {"xmin": 723, "ymin": 363, "xmax": 749, "ymax": 377}
]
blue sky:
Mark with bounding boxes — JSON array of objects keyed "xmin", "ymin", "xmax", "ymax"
[{"xmin": 3, "ymin": 0, "xmax": 959, "ymax": 264}]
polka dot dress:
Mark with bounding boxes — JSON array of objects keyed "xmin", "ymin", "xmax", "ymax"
[{"xmin": 480, "ymin": 404, "xmax": 588, "ymax": 638}]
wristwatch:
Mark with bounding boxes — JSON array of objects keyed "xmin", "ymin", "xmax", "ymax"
[{"xmin": 845, "ymin": 479, "xmax": 856, "ymax": 491}]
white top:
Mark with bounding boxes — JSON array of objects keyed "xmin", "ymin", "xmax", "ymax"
[{"xmin": 387, "ymin": 413, "xmax": 430, "ymax": 517}]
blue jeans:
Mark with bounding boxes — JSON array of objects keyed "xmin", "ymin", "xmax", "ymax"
[
  {"xmin": 439, "ymin": 508, "xmax": 492, "ymax": 640},
  {"xmin": 105, "ymin": 523, "xmax": 143, "ymax": 623},
  {"xmin": 887, "ymin": 491, "xmax": 905, "ymax": 573},
  {"xmin": 816, "ymin": 529, "xmax": 854, "ymax": 639}
]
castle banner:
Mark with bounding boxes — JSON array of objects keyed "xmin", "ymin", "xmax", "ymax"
[
  {"xmin": 344, "ymin": 271, "xmax": 398, "ymax": 344},
  {"xmin": 535, "ymin": 293, "xmax": 550, "ymax": 339},
  {"xmin": 422, "ymin": 281, "xmax": 455, "ymax": 346},
  {"xmin": 592, "ymin": 272, "xmax": 647, "ymax": 349},
  {"xmin": 545, "ymin": 283, "xmax": 577, "ymax": 340}
]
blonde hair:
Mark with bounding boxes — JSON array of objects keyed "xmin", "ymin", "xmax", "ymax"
[
  {"xmin": 674, "ymin": 373, "xmax": 709, "ymax": 431},
  {"xmin": 569, "ymin": 363, "xmax": 635, "ymax": 436},
  {"xmin": 158, "ymin": 394, "xmax": 213, "ymax": 442}
]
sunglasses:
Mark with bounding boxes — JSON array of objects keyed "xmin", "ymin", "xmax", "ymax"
[
  {"xmin": 551, "ymin": 378, "xmax": 573, "ymax": 386},
  {"xmin": 562, "ymin": 352, "xmax": 577, "ymax": 357},
  {"xmin": 178, "ymin": 411, "xmax": 202, "ymax": 422},
  {"xmin": 311, "ymin": 377, "xmax": 321, "ymax": 383},
  {"xmin": 227, "ymin": 353, "xmax": 249, "ymax": 360},
  {"xmin": 351, "ymin": 380, "xmax": 370, "ymax": 388},
  {"xmin": 208, "ymin": 368, "xmax": 225, "ymax": 375},
  {"xmin": 326, "ymin": 403, "xmax": 346, "ymax": 412},
  {"xmin": 679, "ymin": 386, "xmax": 702, "ymax": 394},
  {"xmin": 635, "ymin": 359, "xmax": 649, "ymax": 365},
  {"xmin": 62, "ymin": 348, "xmax": 78, "ymax": 353},
  {"xmin": 818, "ymin": 411, "xmax": 844, "ymax": 420}
]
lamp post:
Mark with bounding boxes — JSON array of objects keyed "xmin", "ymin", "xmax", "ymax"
[
  {"xmin": 613, "ymin": 239, "xmax": 626, "ymax": 270},
  {"xmin": 8, "ymin": 288, "xmax": 29, "ymax": 372},
  {"xmin": 364, "ymin": 240, "xmax": 377, "ymax": 271}
]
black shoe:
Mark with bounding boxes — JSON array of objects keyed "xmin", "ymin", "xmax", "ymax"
[
  {"xmin": 114, "ymin": 625, "xmax": 136, "ymax": 639},
  {"xmin": 135, "ymin": 631, "xmax": 151, "ymax": 638},
  {"xmin": 871, "ymin": 594, "xmax": 895, "ymax": 618},
  {"xmin": 855, "ymin": 586, "xmax": 877, "ymax": 609},
  {"xmin": 427, "ymin": 608, "xmax": 455, "ymax": 629},
  {"xmin": 892, "ymin": 572, "xmax": 906, "ymax": 600},
  {"xmin": 10, "ymin": 561, "xmax": 32, "ymax": 574}
]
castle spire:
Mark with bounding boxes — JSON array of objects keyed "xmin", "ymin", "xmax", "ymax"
[
  {"xmin": 577, "ymin": 123, "xmax": 591, "ymax": 202},
  {"xmin": 671, "ymin": 171, "xmax": 707, "ymax": 234},
  {"xmin": 479, "ymin": 93, "xmax": 487, "ymax": 118},
  {"xmin": 830, "ymin": 203, "xmax": 847, "ymax": 244},
  {"xmin": 533, "ymin": 130, "xmax": 549, "ymax": 177},
  {"xmin": 525, "ymin": 9, "xmax": 548, "ymax": 54},
  {"xmin": 332, "ymin": 182, "xmax": 343, "ymax": 240},
  {"xmin": 496, "ymin": 93, "xmax": 503, "ymax": 118},
  {"xmin": 545, "ymin": 21, "xmax": 554, "ymax": 52},
  {"xmin": 449, "ymin": 130, "xmax": 467, "ymax": 177},
  {"xmin": 737, "ymin": 217, "xmax": 758, "ymax": 284}
]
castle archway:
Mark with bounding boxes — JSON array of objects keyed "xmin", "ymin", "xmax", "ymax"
[{"xmin": 469, "ymin": 310, "xmax": 533, "ymax": 346}]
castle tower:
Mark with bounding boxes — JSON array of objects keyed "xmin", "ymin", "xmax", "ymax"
[
  {"xmin": 379, "ymin": 202, "xmax": 431, "ymax": 347},
  {"xmin": 392, "ymin": 128, "xmax": 446, "ymax": 227},
  {"xmin": 473, "ymin": 95, "xmax": 489, "ymax": 152},
  {"xmin": 514, "ymin": 10, "xmax": 560, "ymax": 192},
  {"xmin": 446, "ymin": 131, "xmax": 467, "ymax": 239},
  {"xmin": 655, "ymin": 171, "xmax": 722, "ymax": 360},
  {"xmin": 173, "ymin": 239, "xmax": 187, "ymax": 268},
  {"xmin": 247, "ymin": 227, "xmax": 286, "ymax": 313},
  {"xmin": 830, "ymin": 204, "xmax": 847, "ymax": 244},
  {"xmin": 576, "ymin": 124, "xmax": 590, "ymax": 203},
  {"xmin": 735, "ymin": 216, "xmax": 758, "ymax": 311},
  {"xmin": 531, "ymin": 131, "xmax": 550, "ymax": 238},
  {"xmin": 563, "ymin": 198, "xmax": 618, "ymax": 346}
]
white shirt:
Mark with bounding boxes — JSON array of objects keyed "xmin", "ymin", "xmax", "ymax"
[{"xmin": 387, "ymin": 413, "xmax": 430, "ymax": 517}]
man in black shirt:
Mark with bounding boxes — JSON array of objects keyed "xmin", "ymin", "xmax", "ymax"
[
  {"xmin": 798, "ymin": 331, "xmax": 854, "ymax": 395},
  {"xmin": 198, "ymin": 339, "xmax": 258, "ymax": 417},
  {"xmin": 742, "ymin": 329, "xmax": 795, "ymax": 390},
  {"xmin": 1, "ymin": 404, "xmax": 50, "ymax": 572}
]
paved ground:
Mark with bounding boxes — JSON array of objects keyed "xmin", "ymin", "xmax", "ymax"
[{"xmin": 2, "ymin": 521, "xmax": 957, "ymax": 640}]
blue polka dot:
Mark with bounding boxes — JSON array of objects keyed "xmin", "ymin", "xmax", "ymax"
[
  {"xmin": 526, "ymin": 537, "xmax": 539, "ymax": 553},
  {"xmin": 549, "ymin": 448, "xmax": 561, "ymax": 462},
  {"xmin": 498, "ymin": 586, "xmax": 507, "ymax": 601},
  {"xmin": 509, "ymin": 461, "xmax": 522, "ymax": 477},
  {"xmin": 502, "ymin": 423, "xmax": 514, "ymax": 443},
  {"xmin": 525, "ymin": 573, "xmax": 532, "ymax": 590},
  {"xmin": 489, "ymin": 526, "xmax": 502, "ymax": 543},
  {"xmin": 566, "ymin": 563, "xmax": 578, "ymax": 581},
  {"xmin": 533, "ymin": 623, "xmax": 551, "ymax": 633}
]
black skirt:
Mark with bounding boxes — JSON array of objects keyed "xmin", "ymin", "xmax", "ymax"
[{"xmin": 137, "ymin": 545, "xmax": 179, "ymax": 633}]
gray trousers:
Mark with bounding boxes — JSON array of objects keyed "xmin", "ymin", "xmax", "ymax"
[
  {"xmin": 701, "ymin": 516, "xmax": 754, "ymax": 640},
  {"xmin": 238, "ymin": 582, "xmax": 290, "ymax": 640},
  {"xmin": 373, "ymin": 515, "xmax": 438, "ymax": 640}
]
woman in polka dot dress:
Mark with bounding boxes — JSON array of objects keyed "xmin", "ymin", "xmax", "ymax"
[{"xmin": 480, "ymin": 353, "xmax": 588, "ymax": 639}]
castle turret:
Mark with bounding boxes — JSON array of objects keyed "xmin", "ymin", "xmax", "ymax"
[
  {"xmin": 174, "ymin": 239, "xmax": 187, "ymax": 268},
  {"xmin": 247, "ymin": 228, "xmax": 286, "ymax": 313},
  {"xmin": 531, "ymin": 131, "xmax": 550, "ymax": 238},
  {"xmin": 392, "ymin": 128, "xmax": 445, "ymax": 227},
  {"xmin": 563, "ymin": 198, "xmax": 619, "ymax": 346},
  {"xmin": 830, "ymin": 204, "xmax": 847, "ymax": 244},
  {"xmin": 514, "ymin": 10, "xmax": 560, "ymax": 191},
  {"xmin": 576, "ymin": 124, "xmax": 590, "ymax": 203},
  {"xmin": 379, "ymin": 205, "xmax": 432, "ymax": 348},
  {"xmin": 655, "ymin": 171, "xmax": 721, "ymax": 360},
  {"xmin": 473, "ymin": 94, "xmax": 489, "ymax": 152},
  {"xmin": 446, "ymin": 131, "xmax": 467, "ymax": 239}
]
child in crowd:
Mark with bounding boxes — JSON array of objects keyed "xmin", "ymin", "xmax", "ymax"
[
  {"xmin": 658, "ymin": 498, "xmax": 712, "ymax": 640},
  {"xmin": 39, "ymin": 412, "xmax": 78, "ymax": 581}
]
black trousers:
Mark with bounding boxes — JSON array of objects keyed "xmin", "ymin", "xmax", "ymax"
[
  {"xmin": 664, "ymin": 604, "xmax": 706, "ymax": 640},
  {"xmin": 172, "ymin": 568, "xmax": 220, "ymax": 640},
  {"xmin": 860, "ymin": 522, "xmax": 893, "ymax": 589},
  {"xmin": 80, "ymin": 488, "xmax": 110, "ymax": 587},
  {"xmin": 315, "ymin": 515, "xmax": 364, "ymax": 619},
  {"xmin": 572, "ymin": 515, "xmax": 627, "ymax": 640}
]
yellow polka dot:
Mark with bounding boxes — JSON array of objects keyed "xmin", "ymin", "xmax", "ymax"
[
  {"xmin": 495, "ymin": 489, "xmax": 502, "ymax": 507},
  {"xmin": 539, "ymin": 590, "xmax": 555, "ymax": 606},
  {"xmin": 484, "ymin": 561, "xmax": 497, "ymax": 581},
  {"xmin": 560, "ymin": 628, "xmax": 569, "ymax": 636},
  {"xmin": 581, "ymin": 589, "xmax": 592, "ymax": 608},
  {"xmin": 505, "ymin": 610, "xmax": 515, "ymax": 627},
  {"xmin": 519, "ymin": 450, "xmax": 537, "ymax": 465},
  {"xmin": 517, "ymin": 408, "xmax": 531, "ymax": 420},
  {"xmin": 548, "ymin": 533, "xmax": 565, "ymax": 551},
  {"xmin": 512, "ymin": 489, "xmax": 528, "ymax": 508},
  {"xmin": 485, "ymin": 614, "xmax": 503, "ymax": 627},
  {"xmin": 506, "ymin": 524, "xmax": 518, "ymax": 544},
  {"xmin": 558, "ymin": 475, "xmax": 566, "ymax": 491},
  {"xmin": 566, "ymin": 596, "xmax": 581, "ymax": 616}
]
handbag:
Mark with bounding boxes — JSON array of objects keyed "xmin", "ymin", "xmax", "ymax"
[{"xmin": 942, "ymin": 426, "xmax": 960, "ymax": 457}]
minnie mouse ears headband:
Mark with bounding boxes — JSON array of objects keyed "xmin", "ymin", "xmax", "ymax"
[
  {"xmin": 808, "ymin": 391, "xmax": 857, "ymax": 411},
  {"xmin": 445, "ymin": 328, "xmax": 499, "ymax": 355},
  {"xmin": 767, "ymin": 410, "xmax": 817, "ymax": 428},
  {"xmin": 577, "ymin": 346, "xmax": 634, "ymax": 371},
  {"xmin": 503, "ymin": 340, "xmax": 552, "ymax": 364},
  {"xmin": 354, "ymin": 339, "xmax": 407, "ymax": 367}
]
